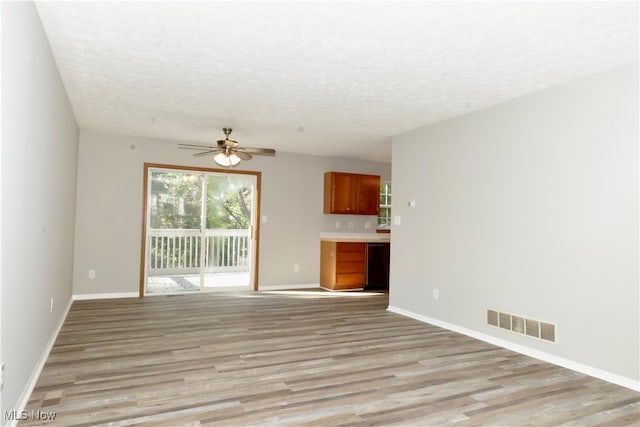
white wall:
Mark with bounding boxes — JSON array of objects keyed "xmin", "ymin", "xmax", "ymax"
[
  {"xmin": 389, "ymin": 63, "xmax": 639, "ymax": 385},
  {"xmin": 72, "ymin": 129, "xmax": 390, "ymax": 295},
  {"xmin": 1, "ymin": 2, "xmax": 79, "ymax": 416}
]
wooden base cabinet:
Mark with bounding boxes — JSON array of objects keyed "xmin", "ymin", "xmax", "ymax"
[{"xmin": 320, "ymin": 241, "xmax": 366, "ymax": 290}]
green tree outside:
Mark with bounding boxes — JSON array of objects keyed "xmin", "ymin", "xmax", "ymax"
[{"xmin": 150, "ymin": 171, "xmax": 253, "ymax": 230}]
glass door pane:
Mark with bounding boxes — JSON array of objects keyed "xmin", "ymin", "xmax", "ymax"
[
  {"xmin": 146, "ymin": 169, "xmax": 204, "ymax": 294},
  {"xmin": 202, "ymin": 173, "xmax": 256, "ymax": 290}
]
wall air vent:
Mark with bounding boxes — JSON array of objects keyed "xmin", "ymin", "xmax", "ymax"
[{"xmin": 487, "ymin": 309, "xmax": 556, "ymax": 343}]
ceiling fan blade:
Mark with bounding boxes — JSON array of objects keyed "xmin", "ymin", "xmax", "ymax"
[
  {"xmin": 193, "ymin": 149, "xmax": 222, "ymax": 157},
  {"xmin": 178, "ymin": 143, "xmax": 217, "ymax": 150},
  {"xmin": 234, "ymin": 151, "xmax": 252, "ymax": 161},
  {"xmin": 241, "ymin": 147, "xmax": 276, "ymax": 155}
]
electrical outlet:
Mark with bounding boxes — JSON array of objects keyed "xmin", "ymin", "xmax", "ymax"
[
  {"xmin": 348, "ymin": 221, "xmax": 354, "ymax": 229},
  {"xmin": 1, "ymin": 363, "xmax": 5, "ymax": 390},
  {"xmin": 433, "ymin": 288, "xmax": 439, "ymax": 300},
  {"xmin": 89, "ymin": 269, "xmax": 96, "ymax": 279},
  {"xmin": 50, "ymin": 298, "xmax": 54, "ymax": 313},
  {"xmin": 335, "ymin": 221, "xmax": 341, "ymax": 229},
  {"xmin": 294, "ymin": 264, "xmax": 300, "ymax": 273}
]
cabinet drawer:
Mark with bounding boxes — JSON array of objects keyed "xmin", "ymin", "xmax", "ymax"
[
  {"xmin": 336, "ymin": 251, "xmax": 365, "ymax": 262},
  {"xmin": 336, "ymin": 272, "xmax": 365, "ymax": 286},
  {"xmin": 336, "ymin": 242, "xmax": 365, "ymax": 253},
  {"xmin": 336, "ymin": 261, "xmax": 365, "ymax": 274},
  {"xmin": 336, "ymin": 242, "xmax": 365, "ymax": 250}
]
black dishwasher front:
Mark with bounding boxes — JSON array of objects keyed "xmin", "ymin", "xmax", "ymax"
[{"xmin": 365, "ymin": 242, "xmax": 390, "ymax": 291}]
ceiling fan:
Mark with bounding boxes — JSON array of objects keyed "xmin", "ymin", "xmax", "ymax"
[{"xmin": 178, "ymin": 128, "xmax": 276, "ymax": 167}]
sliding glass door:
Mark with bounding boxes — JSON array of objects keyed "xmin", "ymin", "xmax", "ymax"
[
  {"xmin": 144, "ymin": 166, "xmax": 258, "ymax": 294},
  {"xmin": 201, "ymin": 173, "xmax": 256, "ymax": 289}
]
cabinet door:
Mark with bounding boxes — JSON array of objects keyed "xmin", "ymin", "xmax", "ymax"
[
  {"xmin": 325, "ymin": 172, "xmax": 358, "ymax": 214},
  {"xmin": 357, "ymin": 175, "xmax": 381, "ymax": 215}
]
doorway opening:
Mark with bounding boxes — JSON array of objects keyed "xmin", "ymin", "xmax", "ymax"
[{"xmin": 139, "ymin": 164, "xmax": 261, "ymax": 296}]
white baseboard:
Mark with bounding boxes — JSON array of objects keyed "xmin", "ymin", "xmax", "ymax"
[
  {"xmin": 387, "ymin": 305, "xmax": 639, "ymax": 392},
  {"xmin": 258, "ymin": 283, "xmax": 320, "ymax": 291},
  {"xmin": 73, "ymin": 292, "xmax": 139, "ymax": 300},
  {"xmin": 9, "ymin": 296, "xmax": 74, "ymax": 426}
]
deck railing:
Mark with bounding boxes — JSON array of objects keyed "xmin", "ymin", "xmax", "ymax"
[{"xmin": 148, "ymin": 228, "xmax": 250, "ymax": 275}]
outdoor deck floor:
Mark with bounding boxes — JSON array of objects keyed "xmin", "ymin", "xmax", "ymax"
[{"xmin": 146, "ymin": 272, "xmax": 251, "ymax": 293}]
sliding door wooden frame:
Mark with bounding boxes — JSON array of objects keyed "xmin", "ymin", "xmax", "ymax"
[{"xmin": 139, "ymin": 163, "xmax": 262, "ymax": 297}]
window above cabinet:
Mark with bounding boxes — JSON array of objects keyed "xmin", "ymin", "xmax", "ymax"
[{"xmin": 378, "ymin": 182, "xmax": 392, "ymax": 228}]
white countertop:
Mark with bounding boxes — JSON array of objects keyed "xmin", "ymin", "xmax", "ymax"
[{"xmin": 320, "ymin": 232, "xmax": 390, "ymax": 243}]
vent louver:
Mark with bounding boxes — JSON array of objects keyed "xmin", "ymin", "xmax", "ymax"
[{"xmin": 487, "ymin": 309, "xmax": 556, "ymax": 343}]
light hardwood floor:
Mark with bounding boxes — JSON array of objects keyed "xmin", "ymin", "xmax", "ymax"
[{"xmin": 22, "ymin": 290, "xmax": 639, "ymax": 426}]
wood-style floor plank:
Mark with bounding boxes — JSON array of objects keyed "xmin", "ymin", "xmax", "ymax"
[{"xmin": 20, "ymin": 290, "xmax": 639, "ymax": 426}]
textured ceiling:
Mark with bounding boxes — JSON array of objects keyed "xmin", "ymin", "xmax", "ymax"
[{"xmin": 35, "ymin": 1, "xmax": 638, "ymax": 163}]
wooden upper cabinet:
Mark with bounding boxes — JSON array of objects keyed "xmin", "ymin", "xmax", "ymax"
[
  {"xmin": 323, "ymin": 172, "xmax": 380, "ymax": 215},
  {"xmin": 356, "ymin": 174, "xmax": 381, "ymax": 215},
  {"xmin": 325, "ymin": 172, "xmax": 357, "ymax": 214}
]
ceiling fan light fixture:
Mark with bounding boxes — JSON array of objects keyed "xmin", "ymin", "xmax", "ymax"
[{"xmin": 214, "ymin": 152, "xmax": 241, "ymax": 167}]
